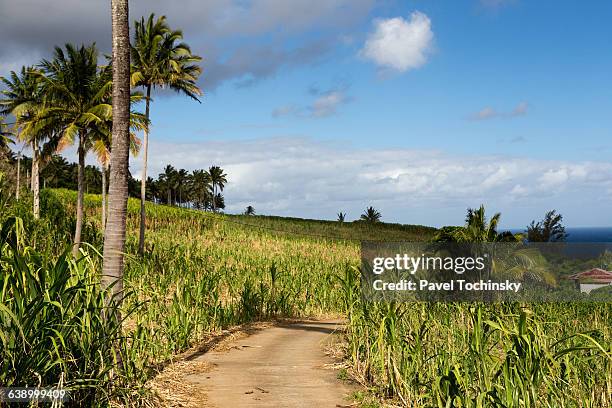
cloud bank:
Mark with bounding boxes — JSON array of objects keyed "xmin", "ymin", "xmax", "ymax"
[{"xmin": 124, "ymin": 137, "xmax": 612, "ymax": 227}]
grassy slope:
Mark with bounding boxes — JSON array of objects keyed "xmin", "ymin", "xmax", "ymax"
[
  {"xmin": 9, "ymin": 189, "xmax": 611, "ymax": 407},
  {"xmin": 45, "ymin": 188, "xmax": 436, "ymax": 376},
  {"xmin": 53, "ymin": 188, "xmax": 437, "ymax": 243}
]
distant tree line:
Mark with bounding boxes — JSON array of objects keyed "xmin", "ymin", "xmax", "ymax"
[
  {"xmin": 432, "ymin": 205, "xmax": 568, "ymax": 243},
  {"xmin": 2, "ymin": 152, "xmax": 228, "ymax": 212},
  {"xmin": 146, "ymin": 164, "xmax": 227, "ymax": 210},
  {"xmin": 337, "ymin": 204, "xmax": 568, "ymax": 244}
]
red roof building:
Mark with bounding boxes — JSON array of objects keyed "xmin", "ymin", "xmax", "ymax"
[
  {"xmin": 568, "ymin": 268, "xmax": 612, "ymax": 294},
  {"xmin": 568, "ymin": 268, "xmax": 612, "ymax": 283}
]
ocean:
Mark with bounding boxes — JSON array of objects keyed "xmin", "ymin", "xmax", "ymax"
[
  {"xmin": 563, "ymin": 227, "xmax": 612, "ymax": 242},
  {"xmin": 508, "ymin": 227, "xmax": 612, "ymax": 242}
]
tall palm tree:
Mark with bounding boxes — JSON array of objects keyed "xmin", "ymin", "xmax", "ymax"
[
  {"xmin": 360, "ymin": 206, "xmax": 381, "ymax": 223},
  {"xmin": 38, "ymin": 44, "xmax": 112, "ymax": 255},
  {"xmin": 0, "ymin": 66, "xmax": 47, "ymax": 218},
  {"xmin": 208, "ymin": 165, "xmax": 227, "ymax": 212},
  {"xmin": 132, "ymin": 13, "xmax": 203, "ymax": 254},
  {"xmin": 102, "ymin": 0, "xmax": 131, "ymax": 303},
  {"xmin": 39, "ymin": 45, "xmax": 145, "ymax": 254}
]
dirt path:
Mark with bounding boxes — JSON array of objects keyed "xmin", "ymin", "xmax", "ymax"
[{"xmin": 185, "ymin": 320, "xmax": 354, "ymax": 407}]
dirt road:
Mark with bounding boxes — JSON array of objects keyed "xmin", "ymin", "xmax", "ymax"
[{"xmin": 186, "ymin": 320, "xmax": 354, "ymax": 407}]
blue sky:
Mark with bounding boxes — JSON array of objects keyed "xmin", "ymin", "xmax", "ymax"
[
  {"xmin": 154, "ymin": 0, "xmax": 612, "ymax": 159},
  {"xmin": 1, "ymin": 0, "xmax": 611, "ymax": 227}
]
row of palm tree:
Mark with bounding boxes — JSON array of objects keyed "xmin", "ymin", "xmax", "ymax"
[
  {"xmin": 0, "ymin": 14, "xmax": 202, "ymax": 257},
  {"xmin": 0, "ymin": 48, "xmax": 144, "ymax": 254},
  {"xmin": 148, "ymin": 164, "xmax": 227, "ymax": 211},
  {"xmin": 5, "ymin": 151, "xmax": 228, "ymax": 213}
]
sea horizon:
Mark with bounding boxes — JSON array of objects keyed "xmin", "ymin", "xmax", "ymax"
[{"xmin": 506, "ymin": 226, "xmax": 612, "ymax": 242}]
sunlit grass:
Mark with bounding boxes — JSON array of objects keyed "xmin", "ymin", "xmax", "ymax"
[{"xmin": 2, "ymin": 188, "xmax": 610, "ymax": 407}]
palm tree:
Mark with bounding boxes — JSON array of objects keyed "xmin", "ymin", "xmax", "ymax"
[
  {"xmin": 439, "ymin": 205, "xmax": 519, "ymax": 242},
  {"xmin": 90, "ymin": 127, "xmax": 141, "ymax": 231},
  {"xmin": 40, "ymin": 155, "xmax": 68, "ymax": 189},
  {"xmin": 0, "ymin": 66, "xmax": 47, "ymax": 218},
  {"xmin": 526, "ymin": 210, "xmax": 567, "ymax": 242},
  {"xmin": 132, "ymin": 13, "xmax": 203, "ymax": 254},
  {"xmin": 175, "ymin": 168, "xmax": 189, "ymax": 207},
  {"xmin": 102, "ymin": 0, "xmax": 131, "ymax": 303},
  {"xmin": 38, "ymin": 44, "xmax": 112, "ymax": 255},
  {"xmin": 213, "ymin": 192, "xmax": 225, "ymax": 211},
  {"xmin": 208, "ymin": 165, "xmax": 227, "ymax": 212},
  {"xmin": 432, "ymin": 206, "xmax": 550, "ymax": 288},
  {"xmin": 337, "ymin": 212, "xmax": 346, "ymax": 223},
  {"xmin": 39, "ymin": 45, "xmax": 145, "ymax": 254},
  {"xmin": 360, "ymin": 206, "xmax": 381, "ymax": 223},
  {"xmin": 451, "ymin": 205, "xmax": 519, "ymax": 242},
  {"xmin": 90, "ymin": 132, "xmax": 111, "ymax": 230},
  {"xmin": 158, "ymin": 165, "xmax": 177, "ymax": 204},
  {"xmin": 190, "ymin": 169, "xmax": 212, "ymax": 210},
  {"xmin": 244, "ymin": 205, "xmax": 256, "ymax": 216}
]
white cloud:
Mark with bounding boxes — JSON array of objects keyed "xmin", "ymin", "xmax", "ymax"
[
  {"xmin": 469, "ymin": 101, "xmax": 529, "ymax": 121},
  {"xmin": 120, "ymin": 137, "xmax": 612, "ymax": 227},
  {"xmin": 272, "ymin": 87, "xmax": 351, "ymax": 118},
  {"xmin": 360, "ymin": 12, "xmax": 434, "ymax": 73},
  {"xmin": 310, "ymin": 90, "xmax": 348, "ymax": 117}
]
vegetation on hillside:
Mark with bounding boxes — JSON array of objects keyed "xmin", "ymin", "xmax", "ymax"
[
  {"xmin": 0, "ymin": 186, "xmax": 363, "ymax": 405},
  {"xmin": 1, "ymin": 183, "xmax": 610, "ymax": 407},
  {"xmin": 0, "ymin": 4, "xmax": 609, "ymax": 408}
]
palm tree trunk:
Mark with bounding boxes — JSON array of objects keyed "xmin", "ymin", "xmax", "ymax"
[
  {"xmin": 16, "ymin": 152, "xmax": 21, "ymax": 200},
  {"xmin": 30, "ymin": 143, "xmax": 35, "ymax": 192},
  {"xmin": 212, "ymin": 183, "xmax": 216, "ymax": 212},
  {"xmin": 72, "ymin": 132, "xmax": 85, "ymax": 256},
  {"xmin": 32, "ymin": 139, "xmax": 40, "ymax": 219},
  {"xmin": 138, "ymin": 85, "xmax": 151, "ymax": 256},
  {"xmin": 102, "ymin": 0, "xmax": 130, "ymax": 305},
  {"xmin": 101, "ymin": 164, "xmax": 107, "ymax": 232}
]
